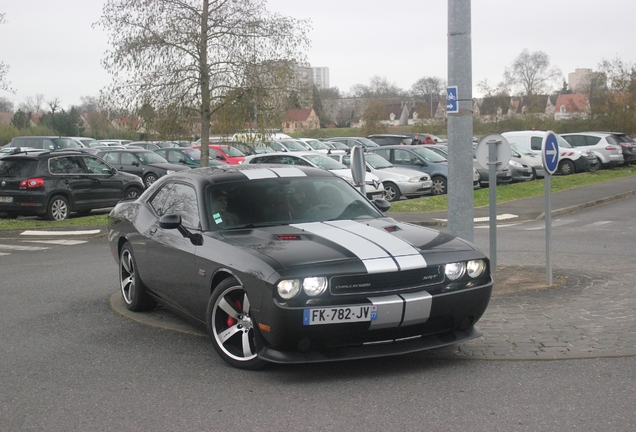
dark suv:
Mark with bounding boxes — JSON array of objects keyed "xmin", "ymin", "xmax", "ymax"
[{"xmin": 0, "ymin": 148, "xmax": 144, "ymax": 220}]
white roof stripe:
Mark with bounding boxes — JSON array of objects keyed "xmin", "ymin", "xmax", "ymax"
[
  {"xmin": 241, "ymin": 168, "xmax": 278, "ymax": 179},
  {"xmin": 270, "ymin": 167, "xmax": 307, "ymax": 177}
]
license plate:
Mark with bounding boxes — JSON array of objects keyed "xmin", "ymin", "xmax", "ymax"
[
  {"xmin": 303, "ymin": 305, "xmax": 378, "ymax": 325},
  {"xmin": 371, "ymin": 194, "xmax": 383, "ymax": 200},
  {"xmin": 0, "ymin": 196, "xmax": 13, "ymax": 203}
]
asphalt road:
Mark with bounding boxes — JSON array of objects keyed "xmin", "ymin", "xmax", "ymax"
[{"xmin": 1, "ymin": 195, "xmax": 635, "ymax": 431}]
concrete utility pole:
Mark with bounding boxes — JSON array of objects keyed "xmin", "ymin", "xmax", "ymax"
[{"xmin": 447, "ymin": 0, "xmax": 474, "ymax": 242}]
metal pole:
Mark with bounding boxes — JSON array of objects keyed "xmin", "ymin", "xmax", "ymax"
[
  {"xmin": 545, "ymin": 174, "xmax": 553, "ymax": 285},
  {"xmin": 487, "ymin": 139, "xmax": 499, "ymax": 269},
  {"xmin": 447, "ymin": 0, "xmax": 474, "ymax": 242}
]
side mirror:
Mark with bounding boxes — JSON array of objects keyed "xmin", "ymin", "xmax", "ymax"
[
  {"xmin": 373, "ymin": 198, "xmax": 391, "ymax": 213},
  {"xmin": 159, "ymin": 214, "xmax": 182, "ymax": 229}
]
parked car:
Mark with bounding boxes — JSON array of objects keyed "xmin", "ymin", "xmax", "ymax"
[
  {"xmin": 328, "ymin": 137, "xmax": 380, "ymax": 148},
  {"xmin": 125, "ymin": 141, "xmax": 161, "ymax": 151},
  {"xmin": 322, "ymin": 140, "xmax": 351, "ymax": 151},
  {"xmin": 297, "ymin": 138, "xmax": 348, "ymax": 154},
  {"xmin": 560, "ymin": 132, "xmax": 628, "ymax": 168},
  {"xmin": 191, "ymin": 144, "xmax": 246, "ymax": 164},
  {"xmin": 368, "ymin": 145, "xmax": 452, "ymax": 195},
  {"xmin": 510, "ymin": 144, "xmax": 546, "ymax": 179},
  {"xmin": 230, "ymin": 141, "xmax": 277, "ymax": 156},
  {"xmin": 418, "ymin": 144, "xmax": 483, "ymax": 189},
  {"xmin": 154, "ymin": 147, "xmax": 227, "ymax": 169},
  {"xmin": 97, "ymin": 148, "xmax": 189, "ymax": 188},
  {"xmin": 67, "ymin": 136, "xmax": 97, "ymax": 148},
  {"xmin": 501, "ymin": 131, "xmax": 599, "ymax": 175},
  {"xmin": 328, "ymin": 151, "xmax": 433, "ymax": 201},
  {"xmin": 0, "ymin": 148, "xmax": 144, "ymax": 220},
  {"xmin": 367, "ymin": 134, "xmax": 412, "ymax": 146},
  {"xmin": 108, "ymin": 164, "xmax": 493, "ymax": 369},
  {"xmin": 268, "ymin": 139, "xmax": 312, "ymax": 153},
  {"xmin": 98, "ymin": 139, "xmax": 133, "ymax": 146},
  {"xmin": 243, "ymin": 152, "xmax": 385, "ymax": 200},
  {"xmin": 4, "ymin": 136, "xmax": 84, "ymax": 151}
]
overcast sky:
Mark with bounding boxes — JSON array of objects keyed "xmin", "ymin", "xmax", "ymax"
[{"xmin": 1, "ymin": 0, "xmax": 635, "ymax": 110}]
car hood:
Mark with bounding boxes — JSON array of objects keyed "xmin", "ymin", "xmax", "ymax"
[{"xmin": 215, "ymin": 218, "xmax": 478, "ymax": 276}]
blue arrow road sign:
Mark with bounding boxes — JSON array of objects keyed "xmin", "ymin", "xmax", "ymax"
[
  {"xmin": 446, "ymin": 86, "xmax": 458, "ymax": 114},
  {"xmin": 542, "ymin": 131, "xmax": 560, "ymax": 175}
]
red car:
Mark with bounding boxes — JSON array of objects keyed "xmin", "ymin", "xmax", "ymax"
[{"xmin": 192, "ymin": 144, "xmax": 246, "ymax": 164}]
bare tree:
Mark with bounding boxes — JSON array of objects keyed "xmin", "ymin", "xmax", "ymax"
[
  {"xmin": 411, "ymin": 76, "xmax": 446, "ymax": 99},
  {"xmin": 19, "ymin": 94, "xmax": 46, "ymax": 114},
  {"xmin": 0, "ymin": 13, "xmax": 12, "ymax": 92},
  {"xmin": 349, "ymin": 76, "xmax": 405, "ymax": 99},
  {"xmin": 504, "ymin": 49, "xmax": 562, "ymax": 96},
  {"xmin": 97, "ymin": 0, "xmax": 309, "ymax": 165},
  {"xmin": 0, "ymin": 96, "xmax": 13, "ymax": 112}
]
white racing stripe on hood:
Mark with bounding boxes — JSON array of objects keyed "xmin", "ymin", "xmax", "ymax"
[
  {"xmin": 291, "ymin": 221, "xmax": 426, "ymax": 273},
  {"xmin": 325, "ymin": 220, "xmax": 426, "ymax": 270}
]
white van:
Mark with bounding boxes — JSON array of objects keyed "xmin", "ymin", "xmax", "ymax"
[{"xmin": 501, "ymin": 130, "xmax": 599, "ymax": 175}]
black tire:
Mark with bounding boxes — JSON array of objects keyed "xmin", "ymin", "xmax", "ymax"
[
  {"xmin": 5, "ymin": 211, "xmax": 19, "ymax": 219},
  {"xmin": 559, "ymin": 159, "xmax": 575, "ymax": 175},
  {"xmin": 383, "ymin": 182, "xmax": 401, "ymax": 202},
  {"xmin": 206, "ymin": 277, "xmax": 265, "ymax": 370},
  {"xmin": 530, "ymin": 168, "xmax": 537, "ymax": 181},
  {"xmin": 124, "ymin": 186, "xmax": 143, "ymax": 199},
  {"xmin": 431, "ymin": 176, "xmax": 447, "ymax": 195},
  {"xmin": 46, "ymin": 195, "xmax": 70, "ymax": 221},
  {"xmin": 143, "ymin": 173, "xmax": 158, "ymax": 188},
  {"xmin": 119, "ymin": 242, "xmax": 157, "ymax": 311}
]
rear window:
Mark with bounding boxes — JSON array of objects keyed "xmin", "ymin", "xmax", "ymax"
[{"xmin": 0, "ymin": 159, "xmax": 38, "ymax": 177}]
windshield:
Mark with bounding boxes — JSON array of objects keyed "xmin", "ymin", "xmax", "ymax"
[
  {"xmin": 355, "ymin": 137, "xmax": 380, "ymax": 147},
  {"xmin": 303, "ymin": 139, "xmax": 330, "ymax": 150},
  {"xmin": 411, "ymin": 147, "xmax": 448, "ymax": 162},
  {"xmin": 365, "ymin": 153, "xmax": 394, "ymax": 169},
  {"xmin": 135, "ymin": 152, "xmax": 169, "ymax": 164},
  {"xmin": 205, "ymin": 176, "xmax": 382, "ymax": 230},
  {"xmin": 218, "ymin": 145, "xmax": 246, "ymax": 157},
  {"xmin": 181, "ymin": 148, "xmax": 201, "ymax": 160},
  {"xmin": 279, "ymin": 140, "xmax": 308, "ymax": 151},
  {"xmin": 510, "ymin": 144, "xmax": 535, "ymax": 156},
  {"xmin": 303, "ymin": 154, "xmax": 348, "ymax": 170}
]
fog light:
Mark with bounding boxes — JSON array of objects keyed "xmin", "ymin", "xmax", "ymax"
[
  {"xmin": 277, "ymin": 279, "xmax": 300, "ymax": 299},
  {"xmin": 303, "ymin": 277, "xmax": 327, "ymax": 297},
  {"xmin": 445, "ymin": 262, "xmax": 465, "ymax": 281}
]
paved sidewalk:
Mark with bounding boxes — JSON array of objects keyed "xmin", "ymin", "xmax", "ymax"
[{"xmin": 389, "ymin": 175, "xmax": 636, "ymax": 227}]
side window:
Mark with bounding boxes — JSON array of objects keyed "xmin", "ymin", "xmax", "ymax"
[
  {"xmin": 372, "ymin": 149, "xmax": 390, "ymax": 161},
  {"xmin": 394, "ymin": 150, "xmax": 416, "ymax": 165},
  {"xmin": 42, "ymin": 139, "xmax": 55, "ymax": 150},
  {"xmin": 102, "ymin": 153, "xmax": 119, "ymax": 164},
  {"xmin": 165, "ymin": 151, "xmax": 180, "ymax": 163},
  {"xmin": 342, "ymin": 156, "xmax": 351, "ymax": 166},
  {"xmin": 121, "ymin": 153, "xmax": 137, "ymax": 165},
  {"xmin": 282, "ymin": 156, "xmax": 310, "ymax": 166},
  {"xmin": 49, "ymin": 156, "xmax": 86, "ymax": 174},
  {"xmin": 83, "ymin": 156, "xmax": 111, "ymax": 174},
  {"xmin": 530, "ymin": 137, "xmax": 542, "ymax": 151},
  {"xmin": 149, "ymin": 182, "xmax": 200, "ymax": 228},
  {"xmin": 584, "ymin": 136, "xmax": 601, "ymax": 146}
]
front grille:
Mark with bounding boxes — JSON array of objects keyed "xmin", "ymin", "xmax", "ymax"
[{"xmin": 330, "ymin": 266, "xmax": 443, "ymax": 296}]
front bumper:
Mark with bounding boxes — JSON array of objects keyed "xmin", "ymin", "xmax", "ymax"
[{"xmin": 254, "ymin": 280, "xmax": 493, "ymax": 364}]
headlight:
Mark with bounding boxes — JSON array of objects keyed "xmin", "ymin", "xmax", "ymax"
[
  {"xmin": 303, "ymin": 277, "xmax": 328, "ymax": 296},
  {"xmin": 467, "ymin": 260, "xmax": 486, "ymax": 278},
  {"xmin": 166, "ymin": 170, "xmax": 176, "ymax": 175},
  {"xmin": 445, "ymin": 262, "xmax": 466, "ymax": 280},
  {"xmin": 277, "ymin": 279, "xmax": 300, "ymax": 299},
  {"xmin": 408, "ymin": 176, "xmax": 421, "ymax": 183},
  {"xmin": 508, "ymin": 160, "xmax": 522, "ymax": 168}
]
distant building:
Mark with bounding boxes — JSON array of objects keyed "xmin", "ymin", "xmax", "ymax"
[
  {"xmin": 554, "ymin": 93, "xmax": 589, "ymax": 120},
  {"xmin": 312, "ymin": 67, "xmax": 330, "ymax": 89},
  {"xmin": 282, "ymin": 108, "xmax": 320, "ymax": 133},
  {"xmin": 568, "ymin": 68, "xmax": 593, "ymax": 93}
]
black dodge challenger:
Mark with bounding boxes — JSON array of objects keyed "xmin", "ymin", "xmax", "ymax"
[{"xmin": 108, "ymin": 164, "xmax": 492, "ymax": 369}]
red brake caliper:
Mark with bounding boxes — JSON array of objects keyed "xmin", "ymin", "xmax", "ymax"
[{"xmin": 226, "ymin": 299, "xmax": 242, "ymax": 327}]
